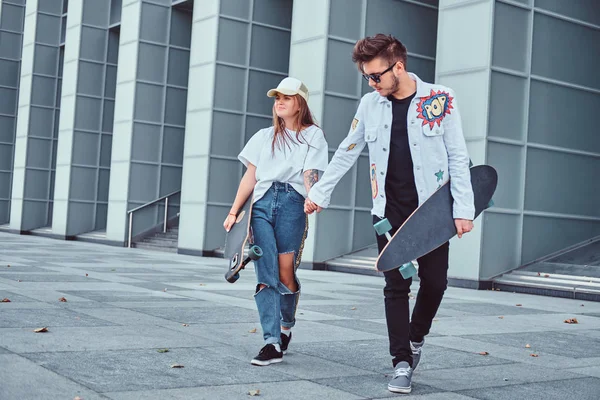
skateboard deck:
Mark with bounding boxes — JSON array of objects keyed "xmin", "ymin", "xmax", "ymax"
[
  {"xmin": 223, "ymin": 195, "xmax": 262, "ymax": 283},
  {"xmin": 375, "ymin": 165, "xmax": 498, "ymax": 272}
]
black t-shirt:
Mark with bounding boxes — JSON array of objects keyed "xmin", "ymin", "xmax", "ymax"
[{"xmin": 385, "ymin": 92, "xmax": 419, "ymax": 227}]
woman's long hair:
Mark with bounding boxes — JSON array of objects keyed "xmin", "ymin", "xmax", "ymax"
[{"xmin": 271, "ymin": 95, "xmax": 319, "ymax": 154}]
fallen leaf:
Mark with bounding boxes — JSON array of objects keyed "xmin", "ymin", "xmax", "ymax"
[
  {"xmin": 248, "ymin": 328, "xmax": 257, "ymax": 333},
  {"xmin": 564, "ymin": 318, "xmax": 579, "ymax": 324},
  {"xmin": 503, "ymin": 378, "xmax": 509, "ymax": 381},
  {"xmin": 248, "ymin": 389, "xmax": 260, "ymax": 396},
  {"xmin": 537, "ymin": 272, "xmax": 541, "ymax": 276},
  {"xmin": 478, "ymin": 351, "xmax": 489, "ymax": 356},
  {"xmin": 433, "ymin": 319, "xmax": 439, "ymax": 322},
  {"xmin": 59, "ymin": 297, "xmax": 67, "ymax": 302},
  {"xmin": 544, "ymin": 274, "xmax": 549, "ymax": 278},
  {"xmin": 525, "ymin": 344, "xmax": 531, "ymax": 348},
  {"xmin": 351, "ymin": 307, "xmax": 357, "ymax": 310},
  {"xmin": 498, "ymin": 316, "xmax": 504, "ymax": 319},
  {"xmin": 17, "ymin": 279, "xmax": 21, "ymax": 282},
  {"xmin": 495, "ymin": 288, "xmax": 500, "ymax": 291},
  {"xmin": 157, "ymin": 348, "xmax": 169, "ymax": 353},
  {"xmin": 163, "ymin": 288, "xmax": 167, "ymax": 292},
  {"xmin": 111, "ymin": 269, "xmax": 116, "ymax": 271},
  {"xmin": 6, "ymin": 264, "xmax": 10, "ymax": 267},
  {"xmin": 170, "ymin": 364, "xmax": 184, "ymax": 368},
  {"xmin": 199, "ymin": 283, "xmax": 206, "ymax": 286},
  {"xmin": 581, "ymin": 304, "xmax": 585, "ymax": 307},
  {"xmin": 530, "ymin": 354, "xmax": 539, "ymax": 357},
  {"xmin": 516, "ymin": 304, "xmax": 522, "ymax": 307},
  {"xmin": 34, "ymin": 327, "xmax": 48, "ymax": 333},
  {"xmin": 182, "ymin": 323, "xmax": 189, "ymax": 327},
  {"xmin": 85, "ymin": 274, "xmax": 88, "ymax": 277},
  {"xmin": 2, "ymin": 298, "xmax": 10, "ymax": 302}
]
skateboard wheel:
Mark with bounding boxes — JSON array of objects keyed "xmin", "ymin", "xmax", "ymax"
[
  {"xmin": 399, "ymin": 262, "xmax": 417, "ymax": 279},
  {"xmin": 249, "ymin": 245, "xmax": 263, "ymax": 260},
  {"xmin": 373, "ymin": 218, "xmax": 392, "ymax": 236}
]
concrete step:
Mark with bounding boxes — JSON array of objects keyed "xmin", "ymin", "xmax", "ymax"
[
  {"xmin": 141, "ymin": 236, "xmax": 178, "ymax": 245},
  {"xmin": 133, "ymin": 242, "xmax": 178, "ymax": 253},
  {"xmin": 494, "ymin": 272, "xmax": 600, "ymax": 301}
]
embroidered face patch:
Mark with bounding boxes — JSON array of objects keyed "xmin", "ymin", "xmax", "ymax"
[
  {"xmin": 351, "ymin": 118, "xmax": 359, "ymax": 131},
  {"xmin": 416, "ymin": 90, "xmax": 453, "ymax": 129},
  {"xmin": 370, "ymin": 163, "xmax": 378, "ymax": 199}
]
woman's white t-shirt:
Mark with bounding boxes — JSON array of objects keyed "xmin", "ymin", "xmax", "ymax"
[{"xmin": 238, "ymin": 125, "xmax": 329, "ymax": 203}]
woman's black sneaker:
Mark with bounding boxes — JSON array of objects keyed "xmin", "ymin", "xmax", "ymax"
[{"xmin": 251, "ymin": 344, "xmax": 283, "ymax": 366}]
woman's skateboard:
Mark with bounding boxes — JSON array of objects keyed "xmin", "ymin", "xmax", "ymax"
[
  {"xmin": 375, "ymin": 164, "xmax": 498, "ymax": 273},
  {"xmin": 223, "ymin": 195, "xmax": 263, "ymax": 283}
]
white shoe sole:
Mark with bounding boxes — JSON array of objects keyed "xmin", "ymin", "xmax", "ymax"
[
  {"xmin": 388, "ymin": 384, "xmax": 411, "ymax": 394},
  {"xmin": 251, "ymin": 357, "xmax": 283, "ymax": 366}
]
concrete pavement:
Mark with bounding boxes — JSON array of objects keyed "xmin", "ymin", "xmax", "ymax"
[{"xmin": 1, "ymin": 232, "xmax": 600, "ymax": 399}]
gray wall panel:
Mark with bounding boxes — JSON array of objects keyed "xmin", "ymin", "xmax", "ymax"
[
  {"xmin": 535, "ymin": 0, "xmax": 600, "ymax": 26},
  {"xmin": 486, "ymin": 142, "xmax": 523, "ymax": 211},
  {"xmin": 329, "ymin": 0, "xmax": 362, "ymax": 40},
  {"xmin": 522, "ymin": 215, "xmax": 600, "ymax": 264},
  {"xmin": 492, "ymin": 2, "xmax": 530, "ymax": 73},
  {"xmin": 365, "ymin": 0, "xmax": 438, "ymax": 58},
  {"xmin": 481, "ymin": 212, "xmax": 521, "ymax": 279},
  {"xmin": 10, "ymin": 1, "xmax": 64, "ymax": 230},
  {"xmin": 484, "ymin": 0, "xmax": 600, "ymax": 273},
  {"xmin": 532, "ymin": 13, "xmax": 600, "ymax": 90},
  {"xmin": 127, "ymin": 3, "xmax": 191, "ymax": 238},
  {"xmin": 220, "ymin": 0, "xmax": 250, "ymax": 20},
  {"xmin": 528, "ymin": 80, "xmax": 600, "ymax": 154},
  {"xmin": 488, "ymin": 72, "xmax": 526, "ymax": 141},
  {"xmin": 525, "ymin": 148, "xmax": 600, "ymax": 218}
]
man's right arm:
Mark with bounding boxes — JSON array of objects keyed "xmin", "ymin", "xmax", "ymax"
[{"xmin": 308, "ymin": 101, "xmax": 367, "ymax": 208}]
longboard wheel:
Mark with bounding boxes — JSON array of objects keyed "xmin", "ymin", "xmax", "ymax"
[{"xmin": 249, "ymin": 245, "xmax": 263, "ymax": 260}]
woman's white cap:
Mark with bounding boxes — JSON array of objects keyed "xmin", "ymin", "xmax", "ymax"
[{"xmin": 267, "ymin": 77, "xmax": 309, "ymax": 102}]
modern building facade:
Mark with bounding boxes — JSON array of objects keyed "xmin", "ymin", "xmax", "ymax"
[{"xmin": 1, "ymin": 0, "xmax": 598, "ymax": 289}]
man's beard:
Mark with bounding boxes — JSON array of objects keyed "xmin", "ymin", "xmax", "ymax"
[{"xmin": 380, "ymin": 74, "xmax": 400, "ymax": 97}]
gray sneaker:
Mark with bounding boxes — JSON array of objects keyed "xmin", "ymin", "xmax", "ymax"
[
  {"xmin": 410, "ymin": 339, "xmax": 424, "ymax": 371},
  {"xmin": 388, "ymin": 361, "xmax": 413, "ymax": 394}
]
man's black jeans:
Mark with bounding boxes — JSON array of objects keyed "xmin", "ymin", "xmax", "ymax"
[{"xmin": 374, "ymin": 215, "xmax": 449, "ymax": 368}]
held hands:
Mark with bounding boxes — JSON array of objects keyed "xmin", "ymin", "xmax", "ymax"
[
  {"xmin": 304, "ymin": 198, "xmax": 322, "ymax": 215},
  {"xmin": 455, "ymin": 218, "xmax": 474, "ymax": 238},
  {"xmin": 223, "ymin": 213, "xmax": 237, "ymax": 232}
]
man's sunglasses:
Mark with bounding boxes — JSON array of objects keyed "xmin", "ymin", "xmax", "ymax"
[{"xmin": 362, "ymin": 63, "xmax": 395, "ymax": 84}]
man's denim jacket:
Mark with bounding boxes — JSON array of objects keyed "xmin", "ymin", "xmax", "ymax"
[{"xmin": 310, "ymin": 73, "xmax": 475, "ymax": 220}]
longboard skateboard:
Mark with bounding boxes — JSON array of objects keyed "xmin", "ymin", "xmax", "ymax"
[
  {"xmin": 375, "ymin": 164, "xmax": 498, "ymax": 273},
  {"xmin": 223, "ymin": 195, "xmax": 263, "ymax": 283}
]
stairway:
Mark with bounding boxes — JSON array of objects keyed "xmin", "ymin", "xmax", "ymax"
[
  {"xmin": 133, "ymin": 227, "xmax": 179, "ymax": 253},
  {"xmin": 493, "ymin": 238, "xmax": 600, "ymax": 301}
]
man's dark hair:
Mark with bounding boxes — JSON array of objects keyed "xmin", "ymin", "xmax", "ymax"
[{"xmin": 352, "ymin": 34, "xmax": 408, "ymax": 72}]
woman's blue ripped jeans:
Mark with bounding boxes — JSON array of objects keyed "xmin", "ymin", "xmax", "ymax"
[{"xmin": 251, "ymin": 182, "xmax": 308, "ymax": 345}]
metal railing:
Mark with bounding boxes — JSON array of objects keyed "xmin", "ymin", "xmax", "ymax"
[{"xmin": 127, "ymin": 190, "xmax": 181, "ymax": 248}]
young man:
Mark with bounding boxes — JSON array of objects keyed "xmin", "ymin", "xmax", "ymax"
[{"xmin": 305, "ymin": 34, "xmax": 475, "ymax": 394}]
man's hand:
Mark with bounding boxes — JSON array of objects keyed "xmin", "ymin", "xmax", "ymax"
[
  {"xmin": 455, "ymin": 219, "xmax": 473, "ymax": 238},
  {"xmin": 304, "ymin": 198, "xmax": 322, "ymax": 215}
]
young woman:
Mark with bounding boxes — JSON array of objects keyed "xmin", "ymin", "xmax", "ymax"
[{"xmin": 223, "ymin": 77, "xmax": 329, "ymax": 366}]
